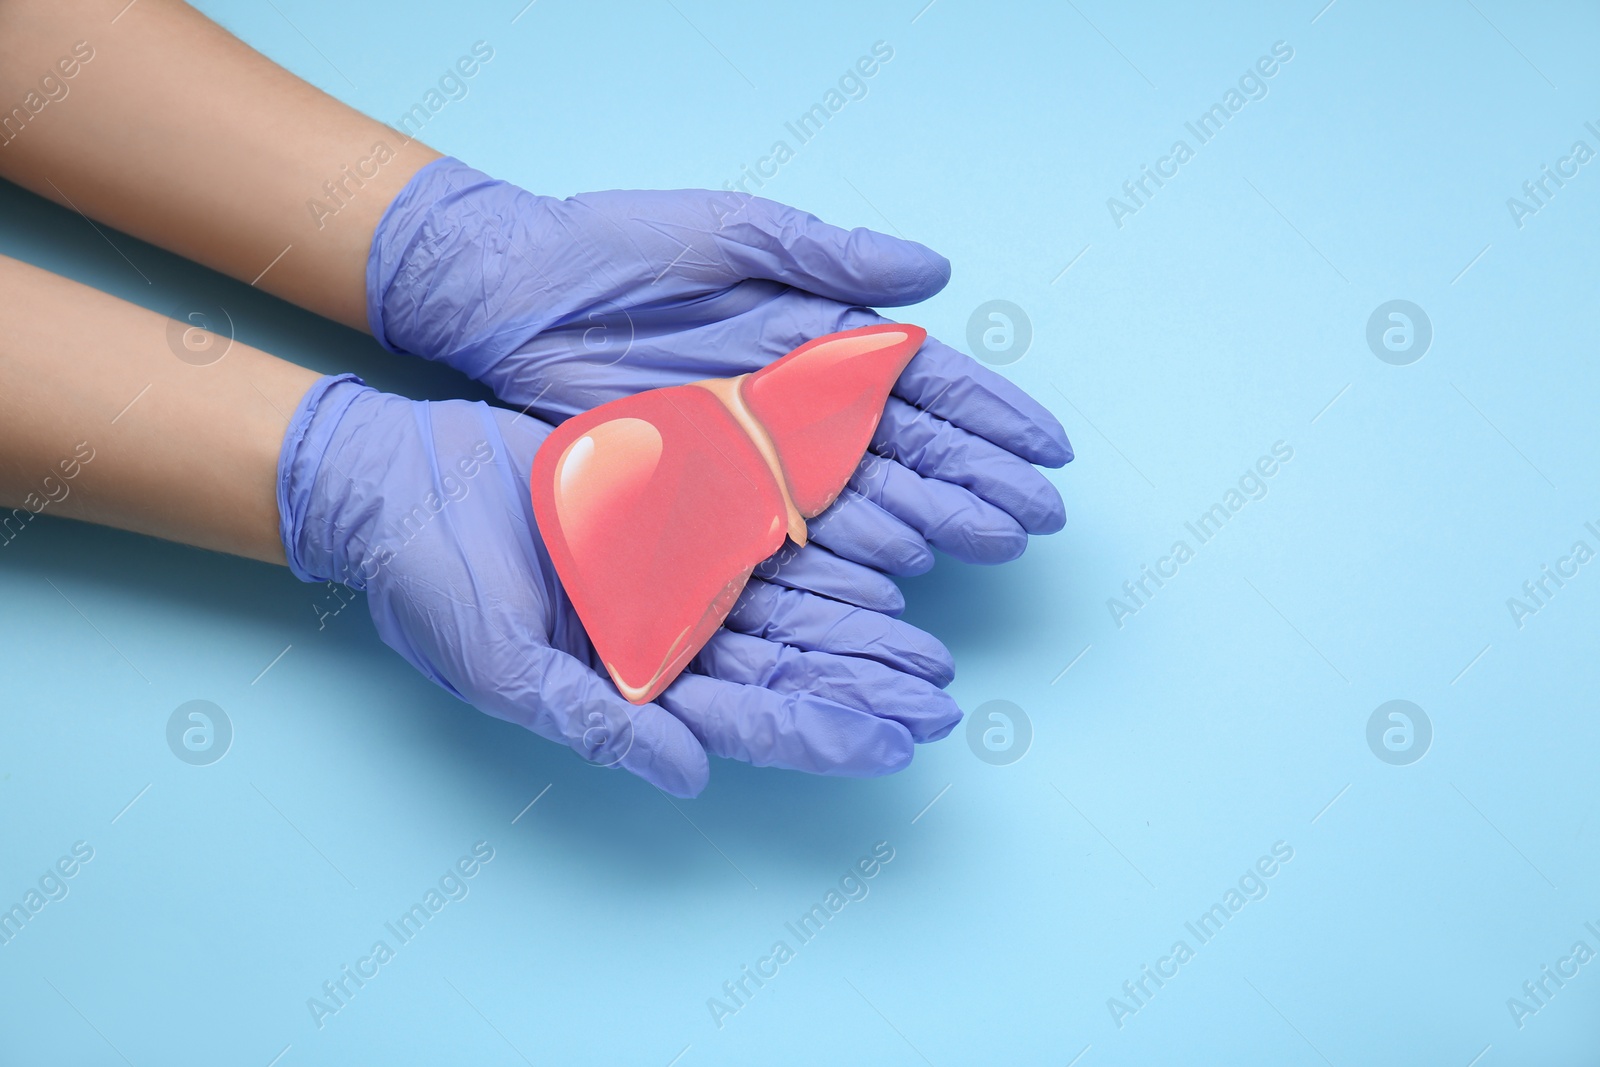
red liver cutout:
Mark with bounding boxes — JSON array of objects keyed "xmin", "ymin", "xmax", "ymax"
[{"xmin": 530, "ymin": 324, "xmax": 925, "ymax": 704}]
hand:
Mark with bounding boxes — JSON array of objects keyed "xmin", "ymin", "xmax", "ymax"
[
  {"xmin": 278, "ymin": 376, "xmax": 963, "ymax": 797},
  {"xmin": 367, "ymin": 158, "xmax": 1072, "ymax": 576}
]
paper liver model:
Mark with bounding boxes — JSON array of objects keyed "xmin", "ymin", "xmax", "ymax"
[{"xmin": 530, "ymin": 323, "xmax": 926, "ymax": 704}]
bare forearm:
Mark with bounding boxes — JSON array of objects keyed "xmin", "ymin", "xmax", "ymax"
[
  {"xmin": 0, "ymin": 0, "xmax": 439, "ymax": 329},
  {"xmin": 0, "ymin": 253, "xmax": 319, "ymax": 562}
]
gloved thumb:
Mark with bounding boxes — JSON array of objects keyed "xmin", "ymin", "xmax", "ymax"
[{"xmin": 715, "ymin": 195, "xmax": 951, "ymax": 308}]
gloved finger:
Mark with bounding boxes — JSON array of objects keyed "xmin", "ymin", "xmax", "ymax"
[
  {"xmin": 804, "ymin": 487, "xmax": 933, "ymax": 576},
  {"xmin": 754, "ymin": 542, "xmax": 905, "ymax": 615},
  {"xmin": 494, "ymin": 642, "xmax": 711, "ymax": 798},
  {"xmin": 850, "ymin": 453, "xmax": 1028, "ymax": 565},
  {"xmin": 725, "ymin": 579, "xmax": 954, "ymax": 686},
  {"xmin": 715, "ymin": 195, "xmax": 951, "ymax": 308},
  {"xmin": 873, "ymin": 399, "xmax": 1066, "ymax": 535},
  {"xmin": 694, "ymin": 630, "xmax": 962, "ymax": 744},
  {"xmin": 880, "ymin": 326, "xmax": 1074, "ymax": 469},
  {"xmin": 658, "ymin": 672, "xmax": 914, "ymax": 777}
]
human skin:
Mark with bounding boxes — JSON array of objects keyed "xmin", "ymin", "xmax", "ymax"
[
  {"xmin": 0, "ymin": 0, "xmax": 432, "ymax": 550},
  {"xmin": 0, "ymin": 0, "xmax": 440, "ymax": 330},
  {"xmin": 0, "ymin": 252, "xmax": 318, "ymax": 562}
]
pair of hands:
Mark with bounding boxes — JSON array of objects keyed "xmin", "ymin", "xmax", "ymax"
[{"xmin": 283, "ymin": 159, "xmax": 1071, "ymax": 796}]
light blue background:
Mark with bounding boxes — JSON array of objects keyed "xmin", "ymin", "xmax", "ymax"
[{"xmin": 3, "ymin": 1, "xmax": 1598, "ymax": 1063}]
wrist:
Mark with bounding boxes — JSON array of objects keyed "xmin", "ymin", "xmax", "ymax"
[
  {"xmin": 278, "ymin": 374, "xmax": 381, "ymax": 585},
  {"xmin": 366, "ymin": 156, "xmax": 554, "ymax": 382}
]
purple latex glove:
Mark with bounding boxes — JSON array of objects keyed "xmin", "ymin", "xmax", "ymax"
[
  {"xmin": 367, "ymin": 158, "xmax": 1072, "ymax": 578},
  {"xmin": 278, "ymin": 375, "xmax": 962, "ymax": 797}
]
